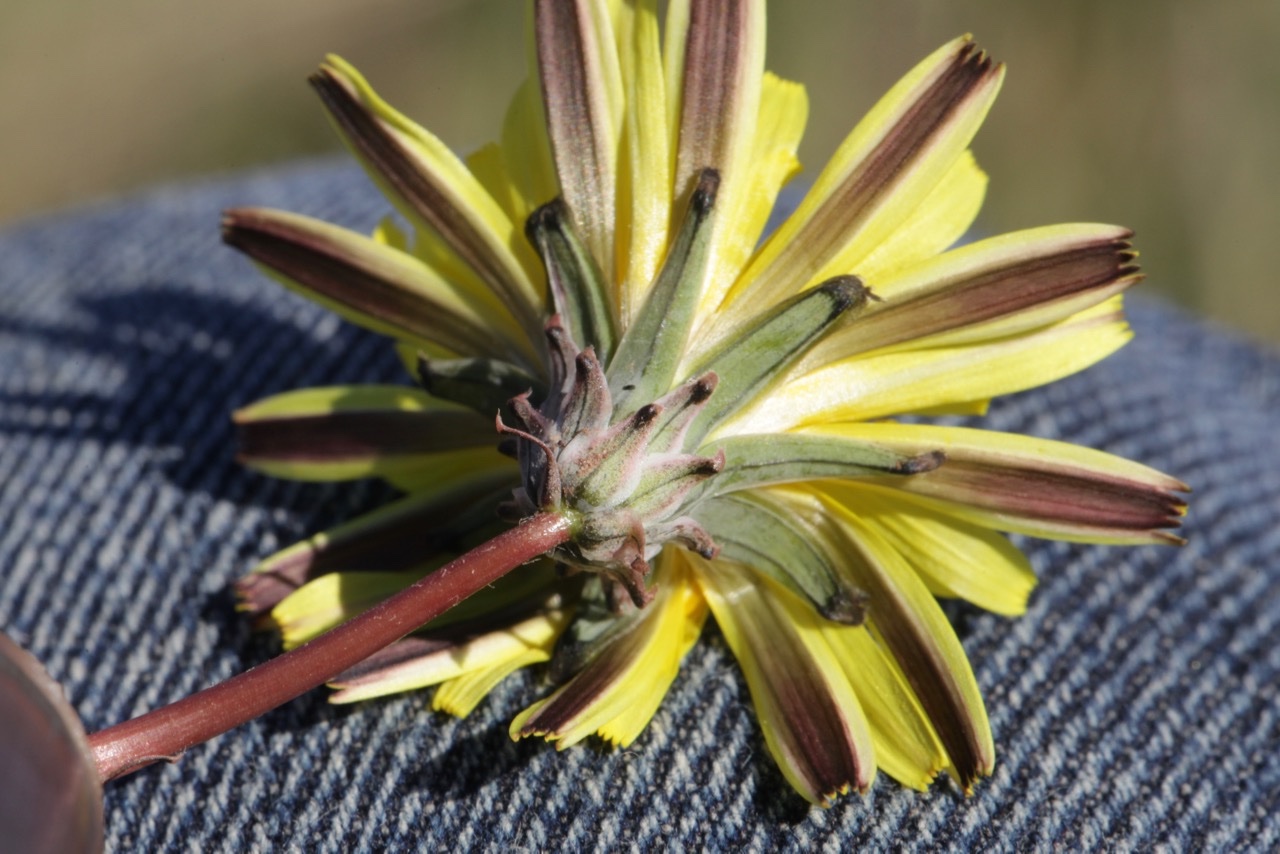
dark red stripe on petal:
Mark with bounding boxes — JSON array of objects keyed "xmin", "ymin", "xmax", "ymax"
[
  {"xmin": 759, "ymin": 41, "xmax": 1000, "ymax": 295},
  {"xmin": 331, "ymin": 636, "xmax": 459, "ymax": 688},
  {"xmin": 675, "ymin": 0, "xmax": 752, "ymax": 191},
  {"xmin": 236, "ymin": 409, "xmax": 492, "ymax": 464},
  {"xmin": 515, "ymin": 626, "xmax": 638, "ymax": 736},
  {"xmin": 748, "ymin": 618, "xmax": 867, "ymax": 801},
  {"xmin": 237, "ymin": 571, "xmax": 312, "ymax": 626},
  {"xmin": 852, "ymin": 232, "xmax": 1142, "ymax": 354},
  {"xmin": 836, "ymin": 534, "xmax": 993, "ymax": 789},
  {"xmin": 309, "ymin": 67, "xmax": 539, "ymax": 331},
  {"xmin": 870, "ymin": 618, "xmax": 990, "ymax": 790},
  {"xmin": 222, "ymin": 208, "xmax": 497, "ymax": 358},
  {"xmin": 236, "ymin": 482, "xmax": 514, "ymax": 619},
  {"xmin": 816, "ymin": 43, "xmax": 995, "ymax": 248},
  {"xmin": 905, "ymin": 460, "xmax": 1188, "ymax": 534},
  {"xmin": 534, "ymin": 0, "xmax": 615, "ymax": 266}
]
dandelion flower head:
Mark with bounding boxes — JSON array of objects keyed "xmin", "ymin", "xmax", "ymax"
[{"xmin": 224, "ymin": 0, "xmax": 1187, "ymax": 805}]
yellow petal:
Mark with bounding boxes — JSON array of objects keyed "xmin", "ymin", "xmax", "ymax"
[
  {"xmin": 233, "ymin": 385, "xmax": 512, "ymax": 487},
  {"xmin": 272, "ymin": 569, "xmax": 435, "ymax": 649},
  {"xmin": 687, "ymin": 71, "xmax": 808, "ymax": 350},
  {"xmin": 819, "ymin": 621, "xmax": 947, "ymax": 791},
  {"xmin": 818, "ymin": 495, "xmax": 995, "ymax": 789},
  {"xmin": 820, "ymin": 484, "xmax": 1037, "ymax": 616},
  {"xmin": 725, "ymin": 36, "xmax": 1004, "ymax": 313},
  {"xmin": 271, "ymin": 555, "xmax": 562, "ymax": 651},
  {"xmin": 614, "ymin": 0, "xmax": 671, "ymax": 322},
  {"xmin": 511, "ymin": 551, "xmax": 707, "ymax": 749},
  {"xmin": 695, "ymin": 554, "xmax": 875, "ymax": 804},
  {"xmin": 804, "ymin": 422, "xmax": 1189, "ymax": 544},
  {"xmin": 597, "ymin": 565, "xmax": 705, "ymax": 746},
  {"xmin": 433, "ymin": 647, "xmax": 555, "ymax": 718},
  {"xmin": 465, "ymin": 142, "xmax": 522, "ymax": 234},
  {"xmin": 665, "ymin": 0, "xmax": 767, "ymax": 320},
  {"xmin": 661, "ymin": 0, "xmax": 690, "ymax": 150},
  {"xmin": 371, "ymin": 215, "xmax": 408, "ymax": 251},
  {"xmin": 749, "ymin": 73, "xmax": 809, "ymax": 214},
  {"xmin": 500, "ymin": 77, "xmax": 560, "ymax": 225},
  {"xmin": 852, "ymin": 149, "xmax": 987, "ymax": 284},
  {"xmin": 330, "ymin": 609, "xmax": 568, "ymax": 704},
  {"xmin": 314, "ymin": 56, "xmax": 545, "ymax": 338},
  {"xmin": 722, "ymin": 301, "xmax": 1132, "ymax": 433}
]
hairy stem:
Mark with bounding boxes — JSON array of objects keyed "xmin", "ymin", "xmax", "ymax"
[{"xmin": 88, "ymin": 512, "xmax": 573, "ymax": 783}]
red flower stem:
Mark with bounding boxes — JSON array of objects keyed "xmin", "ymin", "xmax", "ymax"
[{"xmin": 87, "ymin": 512, "xmax": 574, "ymax": 783}]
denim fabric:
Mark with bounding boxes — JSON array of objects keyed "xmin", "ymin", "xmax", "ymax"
[{"xmin": 1, "ymin": 159, "xmax": 1277, "ymax": 852}]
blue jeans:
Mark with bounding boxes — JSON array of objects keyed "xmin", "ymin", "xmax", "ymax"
[{"xmin": 1, "ymin": 159, "xmax": 1276, "ymax": 851}]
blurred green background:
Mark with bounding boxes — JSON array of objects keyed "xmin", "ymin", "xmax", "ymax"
[{"xmin": 3, "ymin": 1, "xmax": 1277, "ymax": 342}]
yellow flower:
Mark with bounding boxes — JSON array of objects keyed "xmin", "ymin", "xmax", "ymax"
[{"xmin": 224, "ymin": 1, "xmax": 1186, "ymax": 806}]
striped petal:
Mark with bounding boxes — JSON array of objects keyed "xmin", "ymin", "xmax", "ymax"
[
  {"xmin": 724, "ymin": 36, "xmax": 1003, "ymax": 315},
  {"xmin": 695, "ymin": 554, "xmax": 875, "ymax": 805},
  {"xmin": 739, "ymin": 70, "xmax": 808, "ymax": 251},
  {"xmin": 805, "ymin": 223, "xmax": 1142, "ymax": 367},
  {"xmin": 330, "ymin": 605, "xmax": 570, "ymax": 704},
  {"xmin": 815, "ymin": 492, "xmax": 995, "ymax": 790},
  {"xmin": 222, "ymin": 207, "xmax": 536, "ymax": 366},
  {"xmin": 234, "ymin": 385, "xmax": 509, "ymax": 486},
  {"xmin": 534, "ymin": 0, "xmax": 623, "ymax": 273},
  {"xmin": 723, "ymin": 298, "xmax": 1132, "ymax": 433},
  {"xmin": 311, "ymin": 56, "xmax": 544, "ymax": 338},
  {"xmin": 237, "ymin": 475, "xmax": 515, "ymax": 621},
  {"xmin": 511, "ymin": 550, "xmax": 707, "ymax": 748},
  {"xmin": 819, "ymin": 621, "xmax": 947, "ymax": 790},
  {"xmin": 665, "ymin": 0, "xmax": 767, "ymax": 319},
  {"xmin": 806, "ymin": 422, "xmax": 1189, "ymax": 544},
  {"xmin": 852, "ymin": 149, "xmax": 986, "ymax": 284}
]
